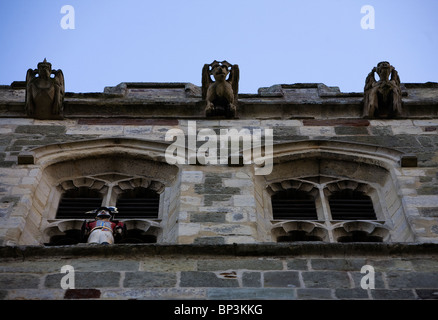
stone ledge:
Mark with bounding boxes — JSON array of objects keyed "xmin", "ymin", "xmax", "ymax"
[{"xmin": 1, "ymin": 243, "xmax": 438, "ymax": 260}]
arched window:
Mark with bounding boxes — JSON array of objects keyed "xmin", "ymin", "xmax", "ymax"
[
  {"xmin": 269, "ymin": 178, "xmax": 390, "ymax": 243},
  {"xmin": 45, "ymin": 177, "xmax": 166, "ymax": 245},
  {"xmin": 328, "ymin": 190, "xmax": 377, "ymax": 221},
  {"xmin": 11, "ymin": 138, "xmax": 180, "ymax": 246},
  {"xmin": 116, "ymin": 187, "xmax": 160, "ymax": 219},
  {"xmin": 271, "ymin": 189, "xmax": 317, "ymax": 220},
  {"xmin": 56, "ymin": 187, "xmax": 103, "ymax": 219},
  {"xmin": 254, "ymin": 140, "xmax": 413, "ymax": 243}
]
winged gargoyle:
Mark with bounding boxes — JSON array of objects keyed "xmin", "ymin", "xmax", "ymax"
[
  {"xmin": 25, "ymin": 58, "xmax": 65, "ymax": 119},
  {"xmin": 202, "ymin": 60, "xmax": 239, "ymax": 118},
  {"xmin": 363, "ymin": 61, "xmax": 402, "ymax": 118}
]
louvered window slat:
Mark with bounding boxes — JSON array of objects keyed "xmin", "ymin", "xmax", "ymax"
[
  {"xmin": 329, "ymin": 192, "xmax": 377, "ymax": 220},
  {"xmin": 116, "ymin": 188, "xmax": 159, "ymax": 219},
  {"xmin": 272, "ymin": 191, "xmax": 317, "ymax": 220},
  {"xmin": 56, "ymin": 198, "xmax": 103, "ymax": 218}
]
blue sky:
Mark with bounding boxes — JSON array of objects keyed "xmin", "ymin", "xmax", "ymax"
[{"xmin": 0, "ymin": 0, "xmax": 437, "ymax": 93}]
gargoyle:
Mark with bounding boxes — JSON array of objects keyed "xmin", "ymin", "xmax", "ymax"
[
  {"xmin": 202, "ymin": 60, "xmax": 239, "ymax": 118},
  {"xmin": 363, "ymin": 61, "xmax": 402, "ymax": 118},
  {"xmin": 25, "ymin": 58, "xmax": 65, "ymax": 120}
]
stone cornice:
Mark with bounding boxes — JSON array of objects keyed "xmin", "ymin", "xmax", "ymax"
[
  {"xmin": 1, "ymin": 82, "xmax": 438, "ymax": 119},
  {"xmin": 1, "ymin": 243, "xmax": 438, "ymax": 260}
]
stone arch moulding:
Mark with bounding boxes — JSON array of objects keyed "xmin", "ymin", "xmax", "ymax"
[
  {"xmin": 253, "ymin": 139, "xmax": 415, "ymax": 243},
  {"xmin": 10, "ymin": 138, "xmax": 181, "ymax": 245}
]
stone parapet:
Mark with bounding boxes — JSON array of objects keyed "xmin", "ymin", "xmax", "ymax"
[{"xmin": 1, "ymin": 82, "xmax": 438, "ymax": 119}]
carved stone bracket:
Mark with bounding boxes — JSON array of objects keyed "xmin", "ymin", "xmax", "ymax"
[
  {"xmin": 43, "ymin": 219, "xmax": 84, "ymax": 245},
  {"xmin": 272, "ymin": 220, "xmax": 390, "ymax": 243},
  {"xmin": 43, "ymin": 218, "xmax": 162, "ymax": 245},
  {"xmin": 271, "ymin": 221, "xmax": 328, "ymax": 242},
  {"xmin": 332, "ymin": 220, "xmax": 390, "ymax": 242}
]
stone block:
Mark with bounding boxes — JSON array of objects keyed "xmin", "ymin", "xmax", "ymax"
[
  {"xmin": 124, "ymin": 272, "xmax": 177, "ymax": 288},
  {"xmin": 190, "ymin": 212, "xmax": 226, "ymax": 223},
  {"xmin": 334, "ymin": 126, "xmax": 369, "ymax": 135},
  {"xmin": 201, "ymin": 223, "xmax": 254, "ymax": 236},
  {"xmin": 392, "ymin": 126, "xmax": 423, "ymax": 135},
  {"xmin": 403, "ymin": 196, "xmax": 438, "ymax": 207},
  {"xmin": 123, "ymin": 126, "xmax": 152, "ymax": 136},
  {"xmin": 371, "ymin": 289, "xmax": 417, "ymax": 300},
  {"xmin": 369, "ymin": 126, "xmax": 393, "ymax": 136},
  {"xmin": 0, "ymin": 274, "xmax": 40, "ymax": 289},
  {"xmin": 286, "ymin": 259, "xmax": 309, "ymax": 270},
  {"xmin": 301, "ymin": 271, "xmax": 351, "ymax": 288},
  {"xmin": 181, "ymin": 171, "xmax": 204, "ymax": 183},
  {"xmin": 263, "ymin": 271, "xmax": 300, "ymax": 288},
  {"xmin": 415, "ymin": 289, "xmax": 438, "ymax": 299},
  {"xmin": 180, "ymin": 196, "xmax": 202, "ymax": 206},
  {"xmin": 233, "ymin": 195, "xmax": 256, "ymax": 207},
  {"xmin": 296, "ymin": 288, "xmax": 333, "ymax": 299},
  {"xmin": 141, "ymin": 258, "xmax": 196, "ymax": 272},
  {"xmin": 272, "ymin": 127, "xmax": 300, "ymax": 140},
  {"xmin": 194, "ymin": 184, "xmax": 240, "ymax": 195},
  {"xmin": 203, "ymin": 194, "xmax": 232, "ymax": 206},
  {"xmin": 310, "ymin": 258, "xmax": 366, "ymax": 271},
  {"xmin": 101, "ymin": 288, "xmax": 207, "ymax": 300},
  {"xmin": 207, "ymin": 287, "xmax": 295, "ymax": 300},
  {"xmin": 70, "ymin": 259, "xmax": 140, "ymax": 272},
  {"xmin": 197, "ymin": 259, "xmax": 283, "ymax": 271},
  {"xmin": 178, "ymin": 223, "xmax": 201, "ymax": 236},
  {"xmin": 15, "ymin": 125, "xmax": 66, "ymax": 135},
  {"xmin": 299, "ymin": 126, "xmax": 335, "ymax": 136},
  {"xmin": 410, "ymin": 259, "xmax": 438, "ymax": 272},
  {"xmin": 335, "ymin": 288, "xmax": 369, "ymax": 299},
  {"xmin": 242, "ymin": 272, "xmax": 262, "ymax": 287},
  {"xmin": 180, "ymin": 271, "xmax": 239, "ymax": 287},
  {"xmin": 386, "ymin": 272, "xmax": 438, "ymax": 288},
  {"xmin": 366, "ymin": 259, "xmax": 414, "ymax": 272}
]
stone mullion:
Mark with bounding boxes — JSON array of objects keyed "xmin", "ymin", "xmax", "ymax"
[{"xmin": 318, "ymin": 186, "xmax": 334, "ymax": 242}]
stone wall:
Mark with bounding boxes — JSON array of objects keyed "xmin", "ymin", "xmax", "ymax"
[
  {"xmin": 1, "ymin": 117, "xmax": 438, "ymax": 245},
  {"xmin": 0, "ymin": 243, "xmax": 437, "ymax": 300},
  {"xmin": 1, "ymin": 81, "xmax": 438, "ymax": 300}
]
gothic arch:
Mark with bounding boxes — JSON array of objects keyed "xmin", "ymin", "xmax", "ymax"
[
  {"xmin": 254, "ymin": 140, "xmax": 415, "ymax": 243},
  {"xmin": 9, "ymin": 138, "xmax": 181, "ymax": 245}
]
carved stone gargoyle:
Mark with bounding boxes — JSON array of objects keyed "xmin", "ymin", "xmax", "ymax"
[
  {"xmin": 25, "ymin": 59, "xmax": 65, "ymax": 120},
  {"xmin": 363, "ymin": 61, "xmax": 402, "ymax": 118},
  {"xmin": 202, "ymin": 60, "xmax": 239, "ymax": 118}
]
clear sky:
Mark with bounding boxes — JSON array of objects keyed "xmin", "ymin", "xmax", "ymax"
[{"xmin": 0, "ymin": 0, "xmax": 437, "ymax": 94}]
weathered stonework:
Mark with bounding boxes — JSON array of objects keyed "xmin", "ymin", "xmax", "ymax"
[
  {"xmin": 0, "ymin": 243, "xmax": 437, "ymax": 300},
  {"xmin": 0, "ymin": 63, "xmax": 438, "ymax": 300}
]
